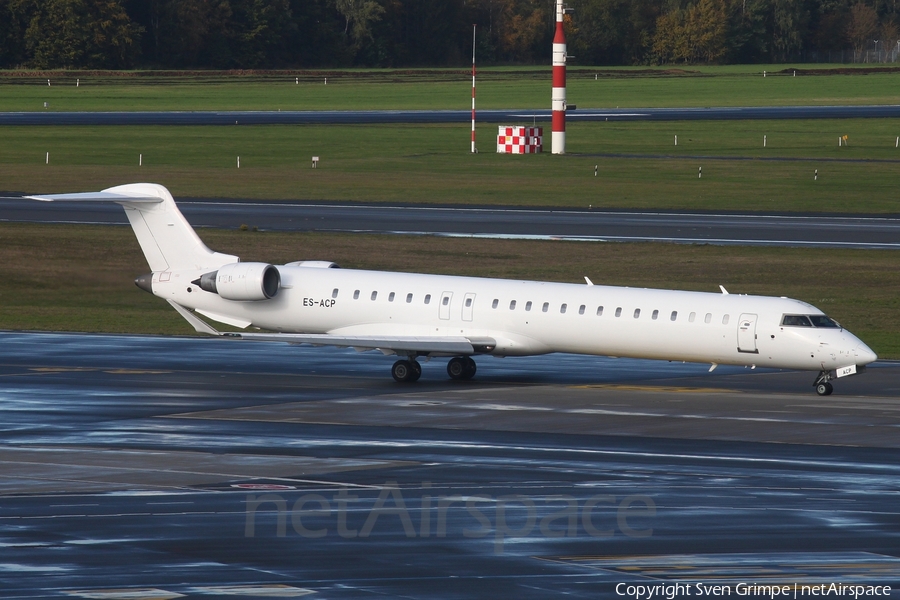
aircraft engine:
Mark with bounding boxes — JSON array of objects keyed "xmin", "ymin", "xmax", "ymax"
[{"xmin": 194, "ymin": 262, "xmax": 280, "ymax": 301}]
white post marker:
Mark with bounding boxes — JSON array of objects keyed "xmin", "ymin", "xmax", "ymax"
[
  {"xmin": 312, "ymin": 156, "xmax": 319, "ymax": 169},
  {"xmin": 675, "ymin": 135, "xmax": 678, "ymax": 146},
  {"xmin": 471, "ymin": 24, "xmax": 477, "ymax": 154},
  {"xmin": 764, "ymin": 135, "xmax": 767, "ymax": 147},
  {"xmin": 139, "ymin": 154, "xmax": 143, "ymax": 167},
  {"xmin": 815, "ymin": 169, "xmax": 818, "ymax": 181},
  {"xmin": 47, "ymin": 79, "xmax": 50, "ymax": 86},
  {"xmin": 45, "ymin": 152, "xmax": 49, "ymax": 165},
  {"xmin": 594, "ymin": 164, "xmax": 598, "ymax": 177},
  {"xmin": 237, "ymin": 157, "xmax": 240, "ymax": 169},
  {"xmin": 698, "ymin": 167, "xmax": 702, "ymax": 178},
  {"xmin": 296, "ymin": 77, "xmax": 299, "ymax": 84},
  {"xmin": 76, "ymin": 78, "xmax": 80, "ymax": 87},
  {"xmin": 895, "ymin": 136, "xmax": 898, "ymax": 148}
]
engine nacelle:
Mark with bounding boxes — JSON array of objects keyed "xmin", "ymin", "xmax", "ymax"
[{"xmin": 195, "ymin": 262, "xmax": 280, "ymax": 301}]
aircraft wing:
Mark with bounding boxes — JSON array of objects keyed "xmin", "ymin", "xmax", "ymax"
[{"xmin": 167, "ymin": 301, "xmax": 495, "ymax": 355}]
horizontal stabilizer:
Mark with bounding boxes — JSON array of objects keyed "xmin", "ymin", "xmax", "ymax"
[{"xmin": 26, "ymin": 191, "xmax": 163, "ymax": 203}]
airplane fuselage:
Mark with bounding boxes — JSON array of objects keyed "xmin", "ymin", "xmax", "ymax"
[{"xmin": 151, "ymin": 264, "xmax": 874, "ymax": 373}]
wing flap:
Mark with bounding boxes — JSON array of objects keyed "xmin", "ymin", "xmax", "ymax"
[
  {"xmin": 167, "ymin": 301, "xmax": 494, "ymax": 354},
  {"xmin": 230, "ymin": 332, "xmax": 482, "ymax": 354}
]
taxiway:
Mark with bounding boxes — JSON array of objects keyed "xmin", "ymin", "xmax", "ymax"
[{"xmin": 0, "ymin": 331, "xmax": 897, "ymax": 598}]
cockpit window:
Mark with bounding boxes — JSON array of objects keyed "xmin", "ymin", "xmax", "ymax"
[
  {"xmin": 782, "ymin": 315, "xmax": 812, "ymax": 327},
  {"xmin": 782, "ymin": 314, "xmax": 840, "ymax": 328},
  {"xmin": 809, "ymin": 315, "xmax": 840, "ymax": 328}
]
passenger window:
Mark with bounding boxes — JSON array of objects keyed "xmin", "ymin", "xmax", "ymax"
[
  {"xmin": 406, "ymin": 293, "xmax": 413, "ymax": 303},
  {"xmin": 371, "ymin": 291, "xmax": 378, "ymax": 301},
  {"xmin": 353, "ymin": 290, "xmax": 360, "ymax": 300},
  {"xmin": 615, "ymin": 307, "xmax": 622, "ymax": 317},
  {"xmin": 542, "ymin": 302, "xmax": 549, "ymax": 313},
  {"xmin": 689, "ymin": 312, "xmax": 696, "ymax": 322},
  {"xmin": 442, "ymin": 296, "xmax": 449, "ymax": 306},
  {"xmin": 332, "ymin": 288, "xmax": 339, "ymax": 299},
  {"xmin": 722, "ymin": 314, "xmax": 729, "ymax": 325},
  {"xmin": 652, "ymin": 310, "xmax": 659, "ymax": 320},
  {"xmin": 509, "ymin": 300, "xmax": 516, "ymax": 310},
  {"xmin": 579, "ymin": 305, "xmax": 585, "ymax": 315},
  {"xmin": 596, "ymin": 306, "xmax": 604, "ymax": 316},
  {"xmin": 424, "ymin": 294, "xmax": 431, "ymax": 305},
  {"xmin": 389, "ymin": 292, "xmax": 395, "ymax": 302},
  {"xmin": 560, "ymin": 303, "xmax": 567, "ymax": 314},
  {"xmin": 492, "ymin": 299, "xmax": 499, "ymax": 309},
  {"xmin": 465, "ymin": 298, "xmax": 472, "ymax": 308},
  {"xmin": 704, "ymin": 313, "xmax": 712, "ymax": 324},
  {"xmin": 525, "ymin": 301, "xmax": 532, "ymax": 311},
  {"xmin": 634, "ymin": 308, "xmax": 641, "ymax": 319},
  {"xmin": 670, "ymin": 311, "xmax": 677, "ymax": 321}
]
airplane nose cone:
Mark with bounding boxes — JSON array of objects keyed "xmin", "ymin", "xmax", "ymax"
[{"xmin": 856, "ymin": 343, "xmax": 877, "ymax": 365}]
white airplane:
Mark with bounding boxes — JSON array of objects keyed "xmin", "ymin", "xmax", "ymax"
[{"xmin": 29, "ymin": 183, "xmax": 876, "ymax": 395}]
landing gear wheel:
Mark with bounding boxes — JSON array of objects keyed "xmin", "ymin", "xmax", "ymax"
[
  {"xmin": 463, "ymin": 357, "xmax": 476, "ymax": 379},
  {"xmin": 392, "ymin": 359, "xmax": 419, "ymax": 383},
  {"xmin": 448, "ymin": 356, "xmax": 476, "ymax": 380},
  {"xmin": 409, "ymin": 360, "xmax": 422, "ymax": 382},
  {"xmin": 815, "ymin": 382, "xmax": 833, "ymax": 396}
]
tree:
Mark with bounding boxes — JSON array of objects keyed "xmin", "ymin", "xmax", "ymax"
[
  {"xmin": 651, "ymin": 0, "xmax": 727, "ymax": 64},
  {"xmin": 849, "ymin": 1, "xmax": 879, "ymax": 55},
  {"xmin": 9, "ymin": 0, "xmax": 140, "ymax": 68}
]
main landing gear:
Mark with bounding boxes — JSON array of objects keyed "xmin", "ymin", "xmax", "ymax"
[
  {"xmin": 814, "ymin": 371, "xmax": 834, "ymax": 396},
  {"xmin": 391, "ymin": 359, "xmax": 422, "ymax": 383},
  {"xmin": 447, "ymin": 356, "xmax": 476, "ymax": 380},
  {"xmin": 391, "ymin": 356, "xmax": 478, "ymax": 382}
]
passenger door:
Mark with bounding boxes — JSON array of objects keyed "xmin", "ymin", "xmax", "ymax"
[{"xmin": 737, "ymin": 313, "xmax": 759, "ymax": 353}]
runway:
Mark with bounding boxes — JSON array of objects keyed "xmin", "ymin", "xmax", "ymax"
[
  {"xmin": 4, "ymin": 196, "xmax": 900, "ymax": 249},
  {"xmin": 0, "ymin": 331, "xmax": 898, "ymax": 598},
  {"xmin": 3, "ymin": 105, "xmax": 900, "ymax": 126}
]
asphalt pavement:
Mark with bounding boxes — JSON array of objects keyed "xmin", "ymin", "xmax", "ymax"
[
  {"xmin": 3, "ymin": 196, "xmax": 900, "ymax": 249},
  {"xmin": 0, "ymin": 331, "xmax": 898, "ymax": 598},
  {"xmin": 3, "ymin": 105, "xmax": 900, "ymax": 126}
]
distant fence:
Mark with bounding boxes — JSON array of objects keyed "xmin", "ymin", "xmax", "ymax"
[{"xmin": 785, "ymin": 41, "xmax": 900, "ymax": 64}]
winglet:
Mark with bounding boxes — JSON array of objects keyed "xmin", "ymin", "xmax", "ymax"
[
  {"xmin": 584, "ymin": 276, "xmax": 594, "ymax": 286},
  {"xmin": 719, "ymin": 285, "xmax": 729, "ymax": 295},
  {"xmin": 167, "ymin": 300, "xmax": 221, "ymax": 335}
]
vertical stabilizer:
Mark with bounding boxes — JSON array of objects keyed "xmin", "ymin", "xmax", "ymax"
[{"xmin": 29, "ymin": 183, "xmax": 238, "ymax": 272}]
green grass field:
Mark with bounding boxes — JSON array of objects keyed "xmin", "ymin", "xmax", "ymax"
[
  {"xmin": 1, "ymin": 69, "xmax": 898, "ymax": 351},
  {"xmin": 2, "ymin": 223, "xmax": 897, "ymax": 358},
  {"xmin": 2, "ymin": 66, "xmax": 900, "ymax": 112},
  {"xmin": 2, "ymin": 120, "xmax": 899, "ymax": 212}
]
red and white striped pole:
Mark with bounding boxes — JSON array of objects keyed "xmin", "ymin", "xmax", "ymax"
[
  {"xmin": 551, "ymin": 0, "xmax": 566, "ymax": 154},
  {"xmin": 471, "ymin": 24, "xmax": 477, "ymax": 154}
]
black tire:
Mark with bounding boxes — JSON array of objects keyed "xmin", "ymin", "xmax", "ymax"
[
  {"xmin": 463, "ymin": 357, "xmax": 477, "ymax": 380},
  {"xmin": 409, "ymin": 361, "xmax": 422, "ymax": 382},
  {"xmin": 816, "ymin": 382, "xmax": 833, "ymax": 396},
  {"xmin": 447, "ymin": 357, "xmax": 467, "ymax": 380},
  {"xmin": 392, "ymin": 360, "xmax": 413, "ymax": 382}
]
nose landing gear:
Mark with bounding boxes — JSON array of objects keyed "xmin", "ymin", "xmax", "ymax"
[{"xmin": 814, "ymin": 371, "xmax": 834, "ymax": 396}]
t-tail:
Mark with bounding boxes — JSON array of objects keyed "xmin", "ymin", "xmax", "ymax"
[{"xmin": 28, "ymin": 183, "xmax": 238, "ymax": 272}]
